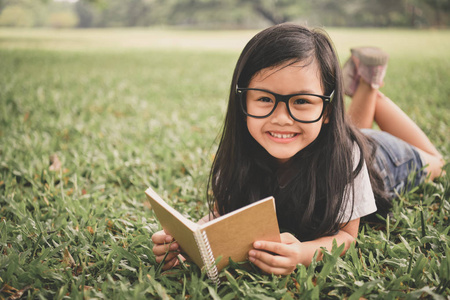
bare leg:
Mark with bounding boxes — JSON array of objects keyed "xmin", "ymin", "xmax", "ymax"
[
  {"xmin": 348, "ymin": 79, "xmax": 444, "ymax": 179},
  {"xmin": 347, "ymin": 79, "xmax": 378, "ymax": 129}
]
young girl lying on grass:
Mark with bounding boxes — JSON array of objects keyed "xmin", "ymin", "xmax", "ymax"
[{"xmin": 152, "ymin": 23, "xmax": 445, "ymax": 275}]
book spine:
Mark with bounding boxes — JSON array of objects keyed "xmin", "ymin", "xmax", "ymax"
[{"xmin": 193, "ymin": 229, "xmax": 220, "ymax": 285}]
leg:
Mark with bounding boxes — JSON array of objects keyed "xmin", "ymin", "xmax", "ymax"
[
  {"xmin": 344, "ymin": 46, "xmax": 389, "ymax": 128},
  {"xmin": 372, "ymin": 86, "xmax": 444, "ymax": 179},
  {"xmin": 349, "ymin": 80, "xmax": 444, "ymax": 180},
  {"xmin": 373, "ymin": 88, "xmax": 440, "ymax": 157},
  {"xmin": 347, "ymin": 78, "xmax": 377, "ymax": 129}
]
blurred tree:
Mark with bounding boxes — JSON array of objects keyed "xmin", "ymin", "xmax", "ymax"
[
  {"xmin": 0, "ymin": 5, "xmax": 34, "ymax": 26},
  {"xmin": 239, "ymin": 0, "xmax": 309, "ymax": 25},
  {"xmin": 422, "ymin": 0, "xmax": 450, "ymax": 26},
  {"xmin": 0, "ymin": 0, "xmax": 448, "ymax": 28},
  {"xmin": 47, "ymin": 10, "xmax": 79, "ymax": 28},
  {"xmin": 75, "ymin": 1, "xmax": 94, "ymax": 27},
  {"xmin": 352, "ymin": 0, "xmax": 407, "ymax": 26},
  {"xmin": 0, "ymin": 0, "xmax": 49, "ymax": 27},
  {"xmin": 405, "ymin": 0, "xmax": 427, "ymax": 27},
  {"xmin": 125, "ymin": 0, "xmax": 152, "ymax": 26}
]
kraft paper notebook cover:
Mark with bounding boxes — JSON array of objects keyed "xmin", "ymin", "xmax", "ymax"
[{"xmin": 145, "ymin": 186, "xmax": 280, "ymax": 284}]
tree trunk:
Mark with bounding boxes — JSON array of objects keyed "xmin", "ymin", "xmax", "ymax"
[{"xmin": 253, "ymin": 3, "xmax": 288, "ymax": 25}]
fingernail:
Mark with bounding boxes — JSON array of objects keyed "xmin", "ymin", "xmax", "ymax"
[
  {"xmin": 249, "ymin": 250, "xmax": 255, "ymax": 257},
  {"xmin": 165, "ymin": 236, "xmax": 172, "ymax": 243},
  {"xmin": 249, "ymin": 256, "xmax": 255, "ymax": 262},
  {"xmin": 254, "ymin": 242, "xmax": 261, "ymax": 248}
]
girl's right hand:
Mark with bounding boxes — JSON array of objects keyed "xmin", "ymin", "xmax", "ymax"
[{"xmin": 151, "ymin": 230, "xmax": 182, "ymax": 270}]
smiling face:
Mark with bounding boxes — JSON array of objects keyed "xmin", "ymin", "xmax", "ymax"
[{"xmin": 246, "ymin": 60, "xmax": 327, "ymax": 163}]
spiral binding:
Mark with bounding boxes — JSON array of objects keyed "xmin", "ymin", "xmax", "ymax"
[{"xmin": 194, "ymin": 230, "xmax": 220, "ymax": 285}]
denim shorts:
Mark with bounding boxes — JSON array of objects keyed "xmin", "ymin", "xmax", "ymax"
[{"xmin": 361, "ymin": 129, "xmax": 427, "ymax": 198}]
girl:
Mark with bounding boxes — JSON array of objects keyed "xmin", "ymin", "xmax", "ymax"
[{"xmin": 152, "ymin": 23, "xmax": 444, "ymax": 275}]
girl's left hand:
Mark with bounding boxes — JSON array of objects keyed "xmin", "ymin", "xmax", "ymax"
[{"xmin": 248, "ymin": 232, "xmax": 303, "ymax": 275}]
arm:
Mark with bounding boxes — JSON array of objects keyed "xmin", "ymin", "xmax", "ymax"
[
  {"xmin": 197, "ymin": 210, "xmax": 220, "ymax": 225},
  {"xmin": 248, "ymin": 218, "xmax": 360, "ymax": 275}
]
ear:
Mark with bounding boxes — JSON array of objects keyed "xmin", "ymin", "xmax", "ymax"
[{"xmin": 322, "ymin": 106, "xmax": 331, "ymax": 124}]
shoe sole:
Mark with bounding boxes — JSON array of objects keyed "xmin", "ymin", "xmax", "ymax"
[{"xmin": 351, "ymin": 47, "xmax": 389, "ymax": 66}]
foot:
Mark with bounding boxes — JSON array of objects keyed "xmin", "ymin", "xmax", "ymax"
[
  {"xmin": 342, "ymin": 57, "xmax": 359, "ymax": 97},
  {"xmin": 342, "ymin": 47, "xmax": 389, "ymax": 97}
]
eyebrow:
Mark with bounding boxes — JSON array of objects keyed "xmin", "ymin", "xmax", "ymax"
[{"xmin": 250, "ymin": 87, "xmax": 323, "ymax": 95}]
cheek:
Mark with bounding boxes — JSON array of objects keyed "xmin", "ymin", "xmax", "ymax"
[
  {"xmin": 246, "ymin": 118, "xmax": 269, "ymax": 146},
  {"xmin": 303, "ymin": 122, "xmax": 325, "ymax": 140},
  {"xmin": 246, "ymin": 117, "xmax": 260, "ymax": 137}
]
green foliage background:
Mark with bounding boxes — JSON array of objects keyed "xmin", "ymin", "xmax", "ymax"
[
  {"xmin": 0, "ymin": 0, "xmax": 449, "ymax": 28},
  {"xmin": 0, "ymin": 28, "xmax": 449, "ymax": 298}
]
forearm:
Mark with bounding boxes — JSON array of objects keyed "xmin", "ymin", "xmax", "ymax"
[
  {"xmin": 298, "ymin": 230, "xmax": 356, "ymax": 266},
  {"xmin": 197, "ymin": 210, "xmax": 220, "ymax": 225}
]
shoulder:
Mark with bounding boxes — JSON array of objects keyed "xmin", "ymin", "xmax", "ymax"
[
  {"xmin": 340, "ymin": 142, "xmax": 377, "ymax": 221},
  {"xmin": 350, "ymin": 141, "xmax": 365, "ymax": 172}
]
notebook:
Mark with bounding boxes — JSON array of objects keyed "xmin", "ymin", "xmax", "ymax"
[{"xmin": 145, "ymin": 186, "xmax": 280, "ymax": 284}]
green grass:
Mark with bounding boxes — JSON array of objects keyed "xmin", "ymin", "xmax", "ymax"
[{"xmin": 0, "ymin": 28, "xmax": 449, "ymax": 299}]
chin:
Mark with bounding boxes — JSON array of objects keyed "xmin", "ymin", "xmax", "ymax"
[{"xmin": 271, "ymin": 153, "xmax": 296, "ymax": 163}]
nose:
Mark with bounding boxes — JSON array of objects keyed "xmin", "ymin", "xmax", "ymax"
[{"xmin": 270, "ymin": 102, "xmax": 294, "ymax": 125}]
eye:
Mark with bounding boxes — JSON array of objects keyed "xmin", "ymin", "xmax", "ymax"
[
  {"xmin": 293, "ymin": 98, "xmax": 309, "ymax": 105},
  {"xmin": 257, "ymin": 97, "xmax": 273, "ymax": 103}
]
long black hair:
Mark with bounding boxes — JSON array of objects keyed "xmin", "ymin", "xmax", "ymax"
[{"xmin": 207, "ymin": 23, "xmax": 389, "ymax": 241}]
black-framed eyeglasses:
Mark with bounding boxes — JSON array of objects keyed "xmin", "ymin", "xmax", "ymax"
[{"xmin": 236, "ymin": 86, "xmax": 334, "ymax": 123}]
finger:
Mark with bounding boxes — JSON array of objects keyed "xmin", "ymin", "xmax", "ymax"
[
  {"xmin": 162, "ymin": 257, "xmax": 179, "ymax": 270},
  {"xmin": 155, "ymin": 251, "xmax": 179, "ymax": 263},
  {"xmin": 249, "ymin": 249, "xmax": 291, "ymax": 269},
  {"xmin": 151, "ymin": 231, "xmax": 174, "ymax": 244},
  {"xmin": 152, "ymin": 241, "xmax": 179, "ymax": 256},
  {"xmin": 248, "ymin": 253, "xmax": 292, "ymax": 275},
  {"xmin": 253, "ymin": 241, "xmax": 292, "ymax": 257},
  {"xmin": 151, "ymin": 230, "xmax": 165, "ymax": 242},
  {"xmin": 152, "ymin": 240, "xmax": 179, "ymax": 251}
]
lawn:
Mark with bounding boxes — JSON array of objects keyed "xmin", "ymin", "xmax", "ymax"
[{"xmin": 0, "ymin": 28, "xmax": 449, "ymax": 299}]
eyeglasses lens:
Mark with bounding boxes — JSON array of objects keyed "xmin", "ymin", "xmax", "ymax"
[{"xmin": 242, "ymin": 90, "xmax": 324, "ymax": 122}]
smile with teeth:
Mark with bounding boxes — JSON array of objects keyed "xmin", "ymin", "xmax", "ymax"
[{"xmin": 269, "ymin": 132, "xmax": 298, "ymax": 139}]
